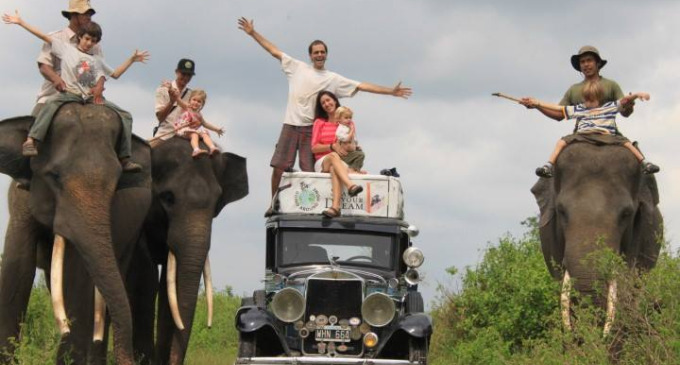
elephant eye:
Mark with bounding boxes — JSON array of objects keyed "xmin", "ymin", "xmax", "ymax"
[{"xmin": 159, "ymin": 191, "xmax": 175, "ymax": 205}]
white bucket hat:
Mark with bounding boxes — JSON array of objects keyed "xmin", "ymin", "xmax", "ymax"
[{"xmin": 62, "ymin": 0, "xmax": 96, "ymax": 19}]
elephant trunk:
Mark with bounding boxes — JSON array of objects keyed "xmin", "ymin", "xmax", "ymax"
[
  {"xmin": 167, "ymin": 209, "xmax": 213, "ymax": 364},
  {"xmin": 54, "ymin": 177, "xmax": 134, "ymax": 365},
  {"xmin": 563, "ymin": 224, "xmax": 622, "ymax": 309}
]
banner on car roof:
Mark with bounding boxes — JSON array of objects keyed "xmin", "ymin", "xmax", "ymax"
[{"xmin": 276, "ymin": 172, "xmax": 404, "ymax": 219}]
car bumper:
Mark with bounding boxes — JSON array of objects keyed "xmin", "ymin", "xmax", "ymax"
[{"xmin": 235, "ymin": 357, "xmax": 416, "ymax": 365}]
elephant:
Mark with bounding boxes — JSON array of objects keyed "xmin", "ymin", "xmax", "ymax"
[
  {"xmin": 128, "ymin": 137, "xmax": 248, "ymax": 364},
  {"xmin": 531, "ymin": 141, "xmax": 662, "ymax": 330},
  {"xmin": 0, "ymin": 106, "xmax": 152, "ymax": 365}
]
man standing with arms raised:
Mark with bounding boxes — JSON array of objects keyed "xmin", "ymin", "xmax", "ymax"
[{"xmin": 237, "ymin": 17, "xmax": 412, "ymax": 217}]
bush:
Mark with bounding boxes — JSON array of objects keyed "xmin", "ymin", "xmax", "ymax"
[{"xmin": 430, "ymin": 218, "xmax": 680, "ymax": 364}]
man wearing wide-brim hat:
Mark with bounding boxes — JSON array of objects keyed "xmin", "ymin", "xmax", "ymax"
[
  {"xmin": 33, "ymin": 0, "xmax": 111, "ymax": 116},
  {"xmin": 520, "ymin": 45, "xmax": 633, "ymax": 121}
]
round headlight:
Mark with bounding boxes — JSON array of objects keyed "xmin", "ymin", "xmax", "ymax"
[
  {"xmin": 361, "ymin": 293, "xmax": 395, "ymax": 327},
  {"xmin": 403, "ymin": 247, "xmax": 424, "ymax": 268},
  {"xmin": 271, "ymin": 288, "xmax": 305, "ymax": 322},
  {"xmin": 406, "ymin": 225, "xmax": 420, "ymax": 238}
]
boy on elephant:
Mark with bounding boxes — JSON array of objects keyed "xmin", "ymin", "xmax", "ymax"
[
  {"xmin": 2, "ymin": 10, "xmax": 149, "ymax": 172},
  {"xmin": 523, "ymin": 80, "xmax": 659, "ymax": 178}
]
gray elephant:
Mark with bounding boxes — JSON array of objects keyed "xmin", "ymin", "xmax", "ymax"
[
  {"xmin": 128, "ymin": 137, "xmax": 248, "ymax": 364},
  {"xmin": 531, "ymin": 142, "xmax": 662, "ymax": 328},
  {"xmin": 0, "ymin": 106, "xmax": 152, "ymax": 365}
]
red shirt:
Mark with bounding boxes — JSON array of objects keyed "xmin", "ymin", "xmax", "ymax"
[{"xmin": 311, "ymin": 118, "xmax": 340, "ymax": 160}]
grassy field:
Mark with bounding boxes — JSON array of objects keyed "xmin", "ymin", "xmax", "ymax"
[{"xmin": 4, "ymin": 219, "xmax": 680, "ymax": 364}]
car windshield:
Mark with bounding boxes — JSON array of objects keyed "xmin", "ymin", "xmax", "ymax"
[{"xmin": 278, "ymin": 229, "xmax": 394, "ymax": 270}]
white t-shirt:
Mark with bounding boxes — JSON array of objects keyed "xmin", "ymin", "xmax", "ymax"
[
  {"xmin": 49, "ymin": 38, "xmax": 109, "ymax": 99},
  {"xmin": 35, "ymin": 27, "xmax": 111, "ymax": 104},
  {"xmin": 281, "ymin": 53, "xmax": 360, "ymax": 127},
  {"xmin": 154, "ymin": 80, "xmax": 192, "ymax": 139}
]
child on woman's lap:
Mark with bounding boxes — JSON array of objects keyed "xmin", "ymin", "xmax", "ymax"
[{"xmin": 334, "ymin": 106, "xmax": 366, "ymax": 174}]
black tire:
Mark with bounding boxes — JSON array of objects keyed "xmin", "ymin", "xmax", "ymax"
[
  {"xmin": 405, "ymin": 291, "xmax": 424, "ymax": 313},
  {"xmin": 238, "ymin": 332, "xmax": 257, "ymax": 358},
  {"xmin": 408, "ymin": 337, "xmax": 428, "ymax": 365}
]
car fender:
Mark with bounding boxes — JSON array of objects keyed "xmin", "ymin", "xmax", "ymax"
[
  {"xmin": 235, "ymin": 306, "xmax": 292, "ymax": 354},
  {"xmin": 375, "ymin": 313, "xmax": 433, "ymax": 355}
]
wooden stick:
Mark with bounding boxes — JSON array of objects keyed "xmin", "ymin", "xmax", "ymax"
[{"xmin": 491, "ymin": 92, "xmax": 522, "ymax": 103}]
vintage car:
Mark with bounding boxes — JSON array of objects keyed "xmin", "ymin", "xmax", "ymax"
[{"xmin": 234, "ymin": 172, "xmax": 432, "ymax": 365}]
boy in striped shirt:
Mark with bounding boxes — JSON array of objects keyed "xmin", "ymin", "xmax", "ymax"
[{"xmin": 525, "ymin": 80, "xmax": 659, "ymax": 178}]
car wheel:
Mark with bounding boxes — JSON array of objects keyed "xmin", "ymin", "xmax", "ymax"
[
  {"xmin": 405, "ymin": 291, "xmax": 424, "ymax": 313},
  {"xmin": 238, "ymin": 332, "xmax": 257, "ymax": 357},
  {"xmin": 408, "ymin": 337, "xmax": 428, "ymax": 365}
]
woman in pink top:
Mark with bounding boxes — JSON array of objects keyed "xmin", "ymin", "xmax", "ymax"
[{"xmin": 311, "ymin": 91, "xmax": 363, "ymax": 218}]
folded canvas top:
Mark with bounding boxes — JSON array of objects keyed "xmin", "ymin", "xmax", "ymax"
[{"xmin": 274, "ymin": 172, "xmax": 404, "ymax": 219}]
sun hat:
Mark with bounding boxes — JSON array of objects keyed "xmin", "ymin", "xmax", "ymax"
[
  {"xmin": 176, "ymin": 58, "xmax": 196, "ymax": 75},
  {"xmin": 570, "ymin": 45, "xmax": 607, "ymax": 71},
  {"xmin": 62, "ymin": 0, "xmax": 96, "ymax": 19}
]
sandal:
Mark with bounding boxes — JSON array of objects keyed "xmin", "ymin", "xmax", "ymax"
[
  {"xmin": 192, "ymin": 148, "xmax": 208, "ymax": 158},
  {"xmin": 347, "ymin": 185, "xmax": 363, "ymax": 197},
  {"xmin": 535, "ymin": 164, "xmax": 553, "ymax": 178},
  {"xmin": 22, "ymin": 140, "xmax": 38, "ymax": 157},
  {"xmin": 322, "ymin": 207, "xmax": 341, "ymax": 218},
  {"xmin": 642, "ymin": 161, "xmax": 660, "ymax": 175},
  {"xmin": 209, "ymin": 148, "xmax": 220, "ymax": 156}
]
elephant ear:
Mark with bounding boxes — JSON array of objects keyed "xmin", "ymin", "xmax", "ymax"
[
  {"xmin": 0, "ymin": 116, "xmax": 33, "ymax": 181},
  {"xmin": 631, "ymin": 174, "xmax": 662, "ymax": 271},
  {"xmin": 531, "ymin": 177, "xmax": 564, "ymax": 280},
  {"xmin": 214, "ymin": 152, "xmax": 249, "ymax": 217},
  {"xmin": 530, "ymin": 177, "xmax": 555, "ymax": 228}
]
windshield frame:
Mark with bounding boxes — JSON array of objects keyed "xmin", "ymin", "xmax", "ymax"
[{"xmin": 276, "ymin": 228, "xmax": 397, "ymax": 271}]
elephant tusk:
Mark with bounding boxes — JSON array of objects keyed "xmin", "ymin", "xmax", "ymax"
[
  {"xmin": 167, "ymin": 251, "xmax": 185, "ymax": 330},
  {"xmin": 204, "ymin": 257, "xmax": 214, "ymax": 329},
  {"xmin": 50, "ymin": 235, "xmax": 71, "ymax": 336},
  {"xmin": 603, "ymin": 280, "xmax": 618, "ymax": 336},
  {"xmin": 560, "ymin": 270, "xmax": 572, "ymax": 330},
  {"xmin": 93, "ymin": 286, "xmax": 106, "ymax": 342}
]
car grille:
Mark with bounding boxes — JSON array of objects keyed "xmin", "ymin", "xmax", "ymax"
[{"xmin": 302, "ymin": 277, "xmax": 363, "ymax": 356}]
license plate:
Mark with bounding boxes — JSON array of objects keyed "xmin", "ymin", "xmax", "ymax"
[{"xmin": 314, "ymin": 325, "xmax": 351, "ymax": 342}]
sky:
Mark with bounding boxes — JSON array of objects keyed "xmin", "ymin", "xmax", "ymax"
[{"xmin": 1, "ymin": 0, "xmax": 680, "ymax": 308}]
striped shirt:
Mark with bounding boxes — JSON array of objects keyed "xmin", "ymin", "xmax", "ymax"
[
  {"xmin": 311, "ymin": 118, "xmax": 340, "ymax": 161},
  {"xmin": 564, "ymin": 101, "xmax": 621, "ymax": 135}
]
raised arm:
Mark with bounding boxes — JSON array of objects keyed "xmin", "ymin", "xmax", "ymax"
[
  {"xmin": 356, "ymin": 81, "xmax": 412, "ymax": 99},
  {"xmin": 110, "ymin": 50, "xmax": 150, "ymax": 79},
  {"xmin": 201, "ymin": 118, "xmax": 224, "ymax": 137},
  {"xmin": 237, "ymin": 17, "xmax": 283, "ymax": 61},
  {"xmin": 519, "ymin": 97, "xmax": 565, "ymax": 121},
  {"xmin": 2, "ymin": 10, "xmax": 51, "ymax": 44},
  {"xmin": 620, "ymin": 92, "xmax": 650, "ymax": 106}
]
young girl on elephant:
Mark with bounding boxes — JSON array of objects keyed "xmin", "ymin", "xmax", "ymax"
[
  {"xmin": 170, "ymin": 88, "xmax": 225, "ymax": 158},
  {"xmin": 524, "ymin": 80, "xmax": 659, "ymax": 178},
  {"xmin": 2, "ymin": 10, "xmax": 149, "ymax": 172}
]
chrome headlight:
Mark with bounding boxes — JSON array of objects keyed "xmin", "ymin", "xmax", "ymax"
[
  {"xmin": 406, "ymin": 225, "xmax": 420, "ymax": 237},
  {"xmin": 361, "ymin": 293, "xmax": 395, "ymax": 327},
  {"xmin": 403, "ymin": 247, "xmax": 424, "ymax": 268},
  {"xmin": 271, "ymin": 288, "xmax": 305, "ymax": 323}
]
